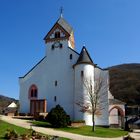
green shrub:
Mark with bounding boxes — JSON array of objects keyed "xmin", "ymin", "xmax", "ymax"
[
  {"xmin": 46, "ymin": 104, "xmax": 71, "ymax": 128},
  {"xmin": 5, "ymin": 129, "xmax": 18, "ymax": 139},
  {"xmin": 35, "ymin": 114, "xmax": 45, "ymax": 121},
  {"xmin": 4, "ymin": 128, "xmax": 59, "ymax": 140},
  {"xmin": 38, "ymin": 115, "xmax": 45, "ymax": 121}
]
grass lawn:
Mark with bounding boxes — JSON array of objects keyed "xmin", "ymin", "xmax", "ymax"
[
  {"xmin": 59, "ymin": 126, "xmax": 128, "ymax": 138},
  {"xmin": 0, "ymin": 120, "xmax": 27, "ymax": 139},
  {"xmin": 31, "ymin": 120, "xmax": 128, "ymax": 138},
  {"xmin": 0, "ymin": 120, "xmax": 70, "ymax": 140}
]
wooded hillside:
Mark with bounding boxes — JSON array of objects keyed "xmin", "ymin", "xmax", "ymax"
[
  {"xmin": 0, "ymin": 95, "xmax": 18, "ymax": 113},
  {"xmin": 109, "ymin": 63, "xmax": 140, "ymax": 105}
]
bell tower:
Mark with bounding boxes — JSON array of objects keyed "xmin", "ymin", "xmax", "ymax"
[{"xmin": 44, "ymin": 14, "xmax": 75, "ymax": 51}]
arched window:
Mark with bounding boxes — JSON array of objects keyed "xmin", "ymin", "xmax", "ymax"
[
  {"xmin": 55, "ymin": 31, "xmax": 60, "ymax": 38},
  {"xmin": 29, "ymin": 84, "xmax": 38, "ymax": 99}
]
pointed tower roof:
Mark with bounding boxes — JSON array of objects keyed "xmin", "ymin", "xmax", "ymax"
[
  {"xmin": 57, "ymin": 17, "xmax": 73, "ymax": 34},
  {"xmin": 74, "ymin": 46, "xmax": 95, "ymax": 66}
]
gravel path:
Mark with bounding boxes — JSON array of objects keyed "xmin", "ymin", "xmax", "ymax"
[
  {"xmin": 129, "ymin": 129, "xmax": 140, "ymax": 140},
  {"xmin": 0, "ymin": 115, "xmax": 124, "ymax": 140}
]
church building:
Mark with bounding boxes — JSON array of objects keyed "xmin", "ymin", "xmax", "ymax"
[{"xmin": 19, "ymin": 14, "xmax": 125, "ymax": 127}]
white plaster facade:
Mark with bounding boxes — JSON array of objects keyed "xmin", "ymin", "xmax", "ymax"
[{"xmin": 19, "ymin": 16, "xmax": 125, "ymax": 126}]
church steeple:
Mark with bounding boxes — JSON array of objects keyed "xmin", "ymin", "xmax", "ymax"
[{"xmin": 44, "ymin": 15, "xmax": 75, "ymax": 49}]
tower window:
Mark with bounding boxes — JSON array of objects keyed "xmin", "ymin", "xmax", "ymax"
[
  {"xmin": 55, "ymin": 32, "xmax": 60, "ymax": 38},
  {"xmin": 70, "ymin": 54, "xmax": 72, "ymax": 60},
  {"xmin": 81, "ymin": 71, "xmax": 84, "ymax": 77},
  {"xmin": 55, "ymin": 81, "xmax": 58, "ymax": 86},
  {"xmin": 54, "ymin": 96, "xmax": 57, "ymax": 102}
]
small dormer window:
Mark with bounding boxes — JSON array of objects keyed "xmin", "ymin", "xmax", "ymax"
[{"xmin": 55, "ymin": 31, "xmax": 60, "ymax": 38}]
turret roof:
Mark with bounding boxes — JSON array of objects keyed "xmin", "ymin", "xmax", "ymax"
[{"xmin": 75, "ymin": 46, "xmax": 95, "ymax": 66}]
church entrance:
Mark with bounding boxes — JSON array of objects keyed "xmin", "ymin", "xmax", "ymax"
[
  {"xmin": 30, "ymin": 99, "xmax": 47, "ymax": 115},
  {"xmin": 109, "ymin": 106, "xmax": 125, "ymax": 128}
]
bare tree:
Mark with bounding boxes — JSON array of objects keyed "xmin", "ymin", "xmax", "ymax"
[{"xmin": 76, "ymin": 75, "xmax": 108, "ymax": 131}]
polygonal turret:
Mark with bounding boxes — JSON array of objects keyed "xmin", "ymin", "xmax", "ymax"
[{"xmin": 74, "ymin": 46, "xmax": 95, "ymax": 123}]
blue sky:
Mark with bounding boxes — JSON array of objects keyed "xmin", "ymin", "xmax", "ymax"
[{"xmin": 0, "ymin": 0, "xmax": 140, "ymax": 99}]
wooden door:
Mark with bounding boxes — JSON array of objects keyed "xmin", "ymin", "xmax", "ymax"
[{"xmin": 30, "ymin": 99, "xmax": 46, "ymax": 115}]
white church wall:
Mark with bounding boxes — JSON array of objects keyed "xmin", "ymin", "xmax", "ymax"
[
  {"xmin": 19, "ymin": 40, "xmax": 79, "ymax": 119},
  {"xmin": 94, "ymin": 68, "xmax": 109, "ymax": 126},
  {"xmin": 43, "ymin": 40, "xmax": 79, "ymax": 119},
  {"xmin": 19, "ymin": 83, "xmax": 30, "ymax": 113},
  {"xmin": 108, "ymin": 90, "xmax": 114, "ymax": 99},
  {"xmin": 84, "ymin": 113, "xmax": 93, "ymax": 126},
  {"xmin": 19, "ymin": 57, "xmax": 47, "ymax": 113}
]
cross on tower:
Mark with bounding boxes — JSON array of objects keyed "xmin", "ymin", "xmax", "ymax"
[{"xmin": 60, "ymin": 7, "xmax": 64, "ymax": 17}]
